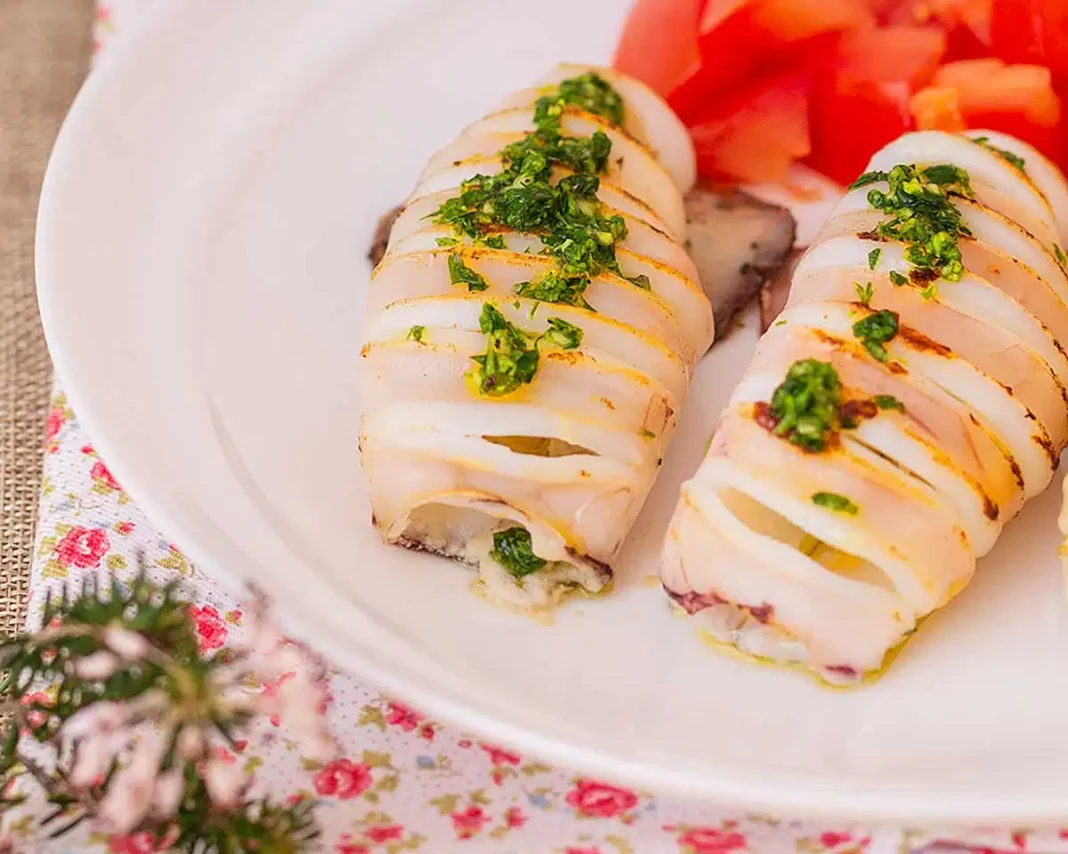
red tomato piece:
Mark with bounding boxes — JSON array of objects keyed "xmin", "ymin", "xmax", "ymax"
[
  {"xmin": 688, "ymin": 70, "xmax": 812, "ymax": 183},
  {"xmin": 613, "ymin": 0, "xmax": 704, "ymax": 96},
  {"xmin": 807, "ymin": 25, "xmax": 945, "ymax": 184},
  {"xmin": 911, "ymin": 58, "xmax": 1063, "ymax": 158},
  {"xmin": 835, "ymin": 23, "xmax": 947, "ymax": 86},
  {"xmin": 990, "ymin": 0, "xmax": 1068, "ymax": 84},
  {"xmin": 669, "ymin": 0, "xmax": 871, "ymax": 119}
]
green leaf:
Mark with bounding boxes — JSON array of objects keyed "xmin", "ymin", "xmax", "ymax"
[
  {"xmin": 362, "ymin": 749, "xmax": 392, "ymax": 768},
  {"xmin": 812, "ymin": 492, "xmax": 859, "ymax": 515},
  {"xmin": 448, "ymin": 254, "xmax": 489, "ymax": 292},
  {"xmin": 430, "ymin": 794, "xmax": 460, "ymax": 815}
]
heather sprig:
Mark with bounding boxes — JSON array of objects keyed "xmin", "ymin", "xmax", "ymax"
[{"xmin": 0, "ymin": 563, "xmax": 334, "ymax": 853}]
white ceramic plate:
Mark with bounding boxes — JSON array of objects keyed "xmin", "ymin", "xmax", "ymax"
[{"xmin": 37, "ymin": 0, "xmax": 1068, "ymax": 825}]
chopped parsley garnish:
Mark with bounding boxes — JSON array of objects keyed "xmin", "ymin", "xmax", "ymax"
[
  {"xmin": 889, "ymin": 270, "xmax": 908, "ymax": 286},
  {"xmin": 470, "ymin": 303, "xmax": 582, "ymax": 397},
  {"xmin": 767, "ymin": 359, "xmax": 843, "ymax": 452},
  {"xmin": 868, "ymin": 248, "xmax": 882, "ymax": 270},
  {"xmin": 640, "ymin": 428, "xmax": 656, "ymax": 439},
  {"xmin": 542, "ymin": 317, "xmax": 584, "ymax": 350},
  {"xmin": 514, "ymin": 271, "xmax": 593, "ymax": 309},
  {"xmin": 758, "ymin": 361, "xmax": 903, "ymax": 452},
  {"xmin": 811, "ymin": 492, "xmax": 859, "ymax": 515},
  {"xmin": 448, "ymin": 253, "xmax": 488, "ymax": 292},
  {"xmin": 407, "ymin": 325, "xmax": 425, "ymax": 343},
  {"xmin": 873, "ymin": 394, "xmax": 905, "ymax": 412},
  {"xmin": 432, "ymin": 74, "xmax": 644, "ymax": 304},
  {"xmin": 854, "ymin": 281, "xmax": 874, "ymax": 306},
  {"xmin": 857, "ymin": 163, "xmax": 973, "ymax": 283},
  {"xmin": 1055, "ymin": 243, "xmax": 1067, "ymax": 268},
  {"xmin": 471, "ymin": 304, "xmax": 540, "ymax": 396},
  {"xmin": 534, "ymin": 71, "xmax": 625, "ymax": 129},
  {"xmin": 436, "ymin": 236, "xmax": 458, "ymax": 247},
  {"xmin": 972, "ymin": 136, "xmax": 1026, "ymax": 172},
  {"xmin": 489, "ymin": 526, "xmax": 547, "ymax": 578},
  {"xmin": 852, "ymin": 309, "xmax": 899, "ymax": 363},
  {"xmin": 920, "ymin": 283, "xmax": 938, "ymax": 300}
]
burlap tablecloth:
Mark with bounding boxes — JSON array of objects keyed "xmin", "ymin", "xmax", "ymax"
[{"xmin": 0, "ymin": 0, "xmax": 93, "ymax": 639}]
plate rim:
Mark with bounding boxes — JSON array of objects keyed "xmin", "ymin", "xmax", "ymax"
[{"xmin": 34, "ymin": 0, "xmax": 1068, "ymax": 826}]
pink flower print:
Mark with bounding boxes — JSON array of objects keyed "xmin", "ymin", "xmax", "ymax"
[
  {"xmin": 565, "ymin": 778, "xmax": 638, "ymax": 818},
  {"xmin": 114, "ymin": 521, "xmax": 135, "ymax": 535},
  {"xmin": 107, "ymin": 829, "xmax": 177, "ymax": 854},
  {"xmin": 480, "ymin": 742, "xmax": 521, "ymax": 766},
  {"xmin": 313, "ymin": 759, "xmax": 372, "ymax": 800},
  {"xmin": 91, "ymin": 459, "xmax": 122, "ymax": 491},
  {"xmin": 385, "ymin": 701, "xmax": 423, "ymax": 732},
  {"xmin": 45, "ymin": 407, "xmax": 65, "ymax": 450},
  {"xmin": 20, "ymin": 691, "xmax": 52, "ymax": 730},
  {"xmin": 458, "ymin": 739, "xmax": 472, "ymax": 748},
  {"xmin": 55, "ymin": 526, "xmax": 110, "ymax": 569},
  {"xmin": 188, "ymin": 604, "xmax": 228, "ymax": 653},
  {"xmin": 450, "ymin": 805, "xmax": 490, "ymax": 839},
  {"xmin": 335, "ymin": 837, "xmax": 370, "ymax": 854},
  {"xmin": 364, "ymin": 825, "xmax": 404, "ymax": 844},
  {"xmin": 565, "ymin": 848, "xmax": 603, "ymax": 854},
  {"xmin": 677, "ymin": 826, "xmax": 748, "ymax": 853},
  {"xmin": 504, "ymin": 806, "xmax": 527, "ymax": 829}
]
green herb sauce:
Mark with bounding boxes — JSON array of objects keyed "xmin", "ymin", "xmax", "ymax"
[
  {"xmin": 873, "ymin": 394, "xmax": 905, "ymax": 412},
  {"xmin": 854, "ymin": 281, "xmax": 874, "ymax": 306},
  {"xmin": 852, "ymin": 309, "xmax": 899, "ymax": 363},
  {"xmin": 448, "ymin": 253, "xmax": 489, "ymax": 292},
  {"xmin": 972, "ymin": 136, "xmax": 1026, "ymax": 172},
  {"xmin": 767, "ymin": 359, "xmax": 844, "ymax": 453},
  {"xmin": 470, "ymin": 303, "xmax": 583, "ymax": 396},
  {"xmin": 432, "ymin": 73, "xmax": 644, "ymax": 354},
  {"xmin": 490, "ymin": 526, "xmax": 547, "ymax": 577},
  {"xmin": 811, "ymin": 492, "xmax": 859, "ymax": 515},
  {"xmin": 851, "ymin": 163, "xmax": 974, "ymax": 284}
]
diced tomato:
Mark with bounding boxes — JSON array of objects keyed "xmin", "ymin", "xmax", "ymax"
[
  {"xmin": 936, "ymin": 59, "xmax": 1060, "ymax": 125},
  {"xmin": 688, "ymin": 70, "xmax": 811, "ymax": 183},
  {"xmin": 991, "ymin": 0, "xmax": 1068, "ymax": 89},
  {"xmin": 668, "ymin": 0, "xmax": 871, "ymax": 120},
  {"xmin": 613, "ymin": 0, "xmax": 704, "ymax": 96},
  {"xmin": 909, "ymin": 85, "xmax": 967, "ymax": 130},
  {"xmin": 911, "ymin": 58, "xmax": 1063, "ymax": 157},
  {"xmin": 806, "ymin": 24, "xmax": 945, "ymax": 183},
  {"xmin": 835, "ymin": 24, "xmax": 946, "ymax": 86}
]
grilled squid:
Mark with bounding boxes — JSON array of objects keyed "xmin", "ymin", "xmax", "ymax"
[
  {"xmin": 662, "ymin": 130, "xmax": 1068, "ymax": 684},
  {"xmin": 361, "ymin": 65, "xmax": 712, "ymax": 611}
]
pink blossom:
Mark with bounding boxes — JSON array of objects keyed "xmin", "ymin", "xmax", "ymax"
[
  {"xmin": 364, "ymin": 825, "xmax": 404, "ymax": 843},
  {"xmin": 54, "ymin": 526, "xmax": 110, "ymax": 568},
  {"xmin": 335, "ymin": 836, "xmax": 370, "ymax": 854},
  {"xmin": 565, "ymin": 778, "xmax": 638, "ymax": 818},
  {"xmin": 203, "ymin": 756, "xmax": 249, "ymax": 808},
  {"xmin": 44, "ymin": 408, "xmax": 65, "ymax": 446},
  {"xmin": 385, "ymin": 701, "xmax": 422, "ymax": 732},
  {"xmin": 480, "ymin": 742, "xmax": 521, "ymax": 766},
  {"xmin": 504, "ymin": 806, "xmax": 527, "ymax": 828},
  {"xmin": 107, "ymin": 829, "xmax": 177, "ymax": 854},
  {"xmin": 91, "ymin": 460, "xmax": 122, "ymax": 491},
  {"xmin": 313, "ymin": 759, "xmax": 372, "ymax": 800},
  {"xmin": 676, "ymin": 826, "xmax": 748, "ymax": 853},
  {"xmin": 188, "ymin": 604, "xmax": 228, "ymax": 652},
  {"xmin": 450, "ymin": 805, "xmax": 490, "ymax": 839}
]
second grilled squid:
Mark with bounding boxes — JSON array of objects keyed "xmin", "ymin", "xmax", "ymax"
[{"xmin": 662, "ymin": 130, "xmax": 1068, "ymax": 685}]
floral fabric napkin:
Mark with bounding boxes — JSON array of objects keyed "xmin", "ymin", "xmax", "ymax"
[{"xmin": 10, "ymin": 3, "xmax": 1067, "ymax": 852}]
